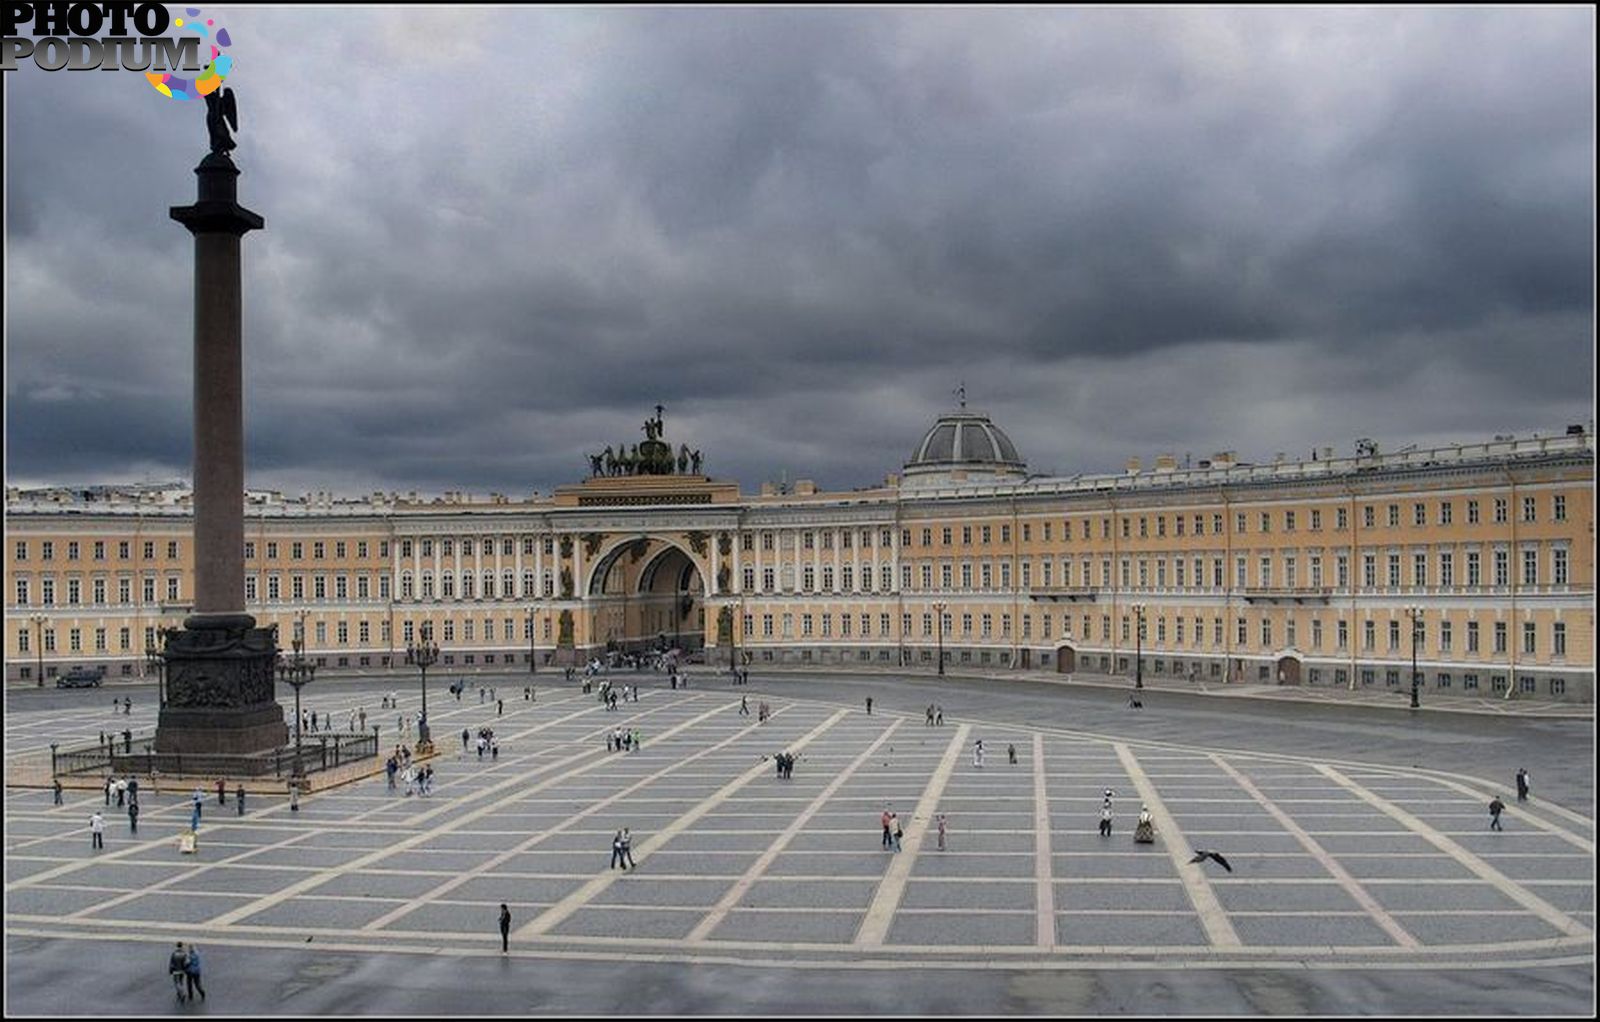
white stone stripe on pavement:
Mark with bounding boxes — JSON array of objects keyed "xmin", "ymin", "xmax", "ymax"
[
  {"xmin": 204, "ymin": 696, "xmax": 730, "ymax": 927},
  {"xmin": 1114, "ymin": 742, "xmax": 1241, "ymax": 948},
  {"xmin": 855, "ymin": 723, "xmax": 971, "ymax": 947},
  {"xmin": 1316, "ymin": 765, "xmax": 1591, "ymax": 940},
  {"xmin": 515, "ymin": 708, "xmax": 851, "ymax": 939},
  {"xmin": 1033, "ymin": 732, "xmax": 1055, "ymax": 949},
  {"xmin": 686, "ymin": 718, "xmax": 902, "ymax": 942},
  {"xmin": 363, "ymin": 703, "xmax": 809, "ymax": 931},
  {"xmin": 1210, "ymin": 754, "xmax": 1418, "ymax": 948}
]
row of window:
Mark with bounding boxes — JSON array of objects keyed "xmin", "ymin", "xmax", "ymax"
[
  {"xmin": 14, "ymin": 491, "xmax": 1574, "ymax": 566},
  {"xmin": 15, "ymin": 576, "xmax": 182, "ymax": 607},
  {"xmin": 399, "ymin": 537, "xmax": 543, "ymax": 560},
  {"xmin": 15, "ymin": 539, "xmax": 181, "ymax": 563},
  {"xmin": 690, "ymin": 608, "xmax": 1579, "ymax": 657},
  {"xmin": 15, "ymin": 616, "xmax": 553, "ymax": 653},
  {"xmin": 886, "ymin": 493, "xmax": 1571, "ymax": 549},
  {"xmin": 729, "ymin": 544, "xmax": 1575, "ymax": 595}
]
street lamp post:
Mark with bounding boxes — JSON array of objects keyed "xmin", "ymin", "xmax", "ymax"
[
  {"xmin": 276, "ymin": 631, "xmax": 315, "ymax": 778},
  {"xmin": 932, "ymin": 602, "xmax": 947, "ymax": 676},
  {"xmin": 1407, "ymin": 605, "xmax": 1423, "ymax": 709},
  {"xmin": 408, "ymin": 625, "xmax": 439, "ymax": 755},
  {"xmin": 527, "ymin": 606, "xmax": 537, "ymax": 675},
  {"xmin": 146, "ymin": 640, "xmax": 166, "ymax": 709},
  {"xmin": 30, "ymin": 613, "xmax": 47, "ymax": 687},
  {"xmin": 1133, "ymin": 603, "xmax": 1146, "ymax": 689}
]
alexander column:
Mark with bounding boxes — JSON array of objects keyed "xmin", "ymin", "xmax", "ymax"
[{"xmin": 152, "ymin": 87, "xmax": 287, "ymax": 756}]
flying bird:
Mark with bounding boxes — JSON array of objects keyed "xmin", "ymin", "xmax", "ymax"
[{"xmin": 1188, "ymin": 849, "xmax": 1232, "ymax": 872}]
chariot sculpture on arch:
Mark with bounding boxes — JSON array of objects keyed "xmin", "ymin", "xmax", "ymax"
[{"xmin": 588, "ymin": 403, "xmax": 705, "ymax": 477}]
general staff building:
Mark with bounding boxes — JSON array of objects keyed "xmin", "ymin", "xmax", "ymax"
[{"xmin": 5, "ymin": 411, "xmax": 1593, "ymax": 701}]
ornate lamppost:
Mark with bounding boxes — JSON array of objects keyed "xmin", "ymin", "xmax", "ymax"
[
  {"xmin": 526, "ymin": 605, "xmax": 537, "ymax": 675},
  {"xmin": 30, "ymin": 613, "xmax": 47, "ymax": 687},
  {"xmin": 1407, "ymin": 604, "xmax": 1424, "ymax": 709},
  {"xmin": 1133, "ymin": 602, "xmax": 1147, "ymax": 689},
  {"xmin": 408, "ymin": 624, "xmax": 439, "ymax": 755},
  {"xmin": 276, "ymin": 627, "xmax": 315, "ymax": 778},
  {"xmin": 146, "ymin": 641, "xmax": 166, "ymax": 709},
  {"xmin": 932, "ymin": 602, "xmax": 947, "ymax": 676}
]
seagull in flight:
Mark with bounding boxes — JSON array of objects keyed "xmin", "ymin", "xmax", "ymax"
[{"xmin": 1188, "ymin": 849, "xmax": 1233, "ymax": 872}]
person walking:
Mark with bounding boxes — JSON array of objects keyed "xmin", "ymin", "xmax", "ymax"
[
  {"xmin": 972, "ymin": 739, "xmax": 985, "ymax": 768},
  {"xmin": 1489, "ymin": 795, "xmax": 1506, "ymax": 831},
  {"xmin": 499, "ymin": 903, "xmax": 511, "ymax": 952},
  {"xmin": 359, "ymin": 708, "xmax": 367, "ymax": 731},
  {"xmin": 497, "ymin": 698, "xmax": 503, "ymax": 717},
  {"xmin": 865, "ymin": 696, "xmax": 873, "ymax": 715},
  {"xmin": 1516, "ymin": 768, "xmax": 1530, "ymax": 803},
  {"xmin": 630, "ymin": 728, "xmax": 640, "ymax": 752},
  {"xmin": 191, "ymin": 787, "xmax": 204, "ymax": 822},
  {"xmin": 128, "ymin": 798, "xmax": 140, "ymax": 833},
  {"xmin": 216, "ymin": 778, "xmax": 227, "ymax": 806},
  {"xmin": 104, "ymin": 775, "xmax": 113, "ymax": 806},
  {"xmin": 937, "ymin": 813, "xmax": 948, "ymax": 851},
  {"xmin": 189, "ymin": 800, "xmax": 201, "ymax": 833},
  {"xmin": 90, "ymin": 810, "xmax": 105, "ymax": 849},
  {"xmin": 881, "ymin": 808, "xmax": 894, "ymax": 850},
  {"xmin": 935, "ymin": 706, "xmax": 944, "ymax": 726},
  {"xmin": 183, "ymin": 944, "xmax": 206, "ymax": 1001},
  {"xmin": 236, "ymin": 785, "xmax": 246, "ymax": 816},
  {"xmin": 1008, "ymin": 743, "xmax": 1017, "ymax": 765},
  {"xmin": 115, "ymin": 778, "xmax": 126, "ymax": 808},
  {"xmin": 620, "ymin": 828, "xmax": 636, "ymax": 869},
  {"xmin": 53, "ymin": 778, "xmax": 63, "ymax": 805},
  {"xmin": 1099, "ymin": 804, "xmax": 1113, "ymax": 837},
  {"xmin": 891, "ymin": 813, "xmax": 903, "ymax": 852},
  {"xmin": 611, "ymin": 830, "xmax": 625, "ymax": 870},
  {"xmin": 168, "ymin": 942, "xmax": 190, "ymax": 1002},
  {"xmin": 740, "ymin": 695, "xmax": 749, "ymax": 716}
]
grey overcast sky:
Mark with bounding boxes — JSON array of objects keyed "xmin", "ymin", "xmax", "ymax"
[{"xmin": 4, "ymin": 6, "xmax": 1595, "ymax": 496}]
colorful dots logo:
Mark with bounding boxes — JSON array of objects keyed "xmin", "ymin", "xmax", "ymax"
[{"xmin": 146, "ymin": 9, "xmax": 233, "ymax": 101}]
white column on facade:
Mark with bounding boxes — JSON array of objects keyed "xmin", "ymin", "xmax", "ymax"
[
  {"xmin": 573, "ymin": 534, "xmax": 584, "ymax": 600},
  {"xmin": 733, "ymin": 532, "xmax": 743, "ymax": 593},
  {"xmin": 473, "ymin": 533, "xmax": 483, "ymax": 602},
  {"xmin": 853, "ymin": 527, "xmax": 862, "ymax": 593},
  {"xmin": 452, "ymin": 535, "xmax": 462, "ymax": 603},
  {"xmin": 514, "ymin": 531, "xmax": 524, "ymax": 598},
  {"xmin": 709, "ymin": 534, "xmax": 720, "ymax": 597},
  {"xmin": 534, "ymin": 531, "xmax": 543, "ymax": 597},
  {"xmin": 414, "ymin": 533, "xmax": 427, "ymax": 602},
  {"xmin": 491, "ymin": 533, "xmax": 503, "ymax": 600},
  {"xmin": 812, "ymin": 526, "xmax": 821, "ymax": 595}
]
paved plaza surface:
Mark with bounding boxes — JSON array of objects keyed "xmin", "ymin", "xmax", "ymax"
[{"xmin": 5, "ymin": 671, "xmax": 1594, "ymax": 1015}]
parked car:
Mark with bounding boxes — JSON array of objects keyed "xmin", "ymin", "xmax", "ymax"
[{"xmin": 56, "ymin": 666, "xmax": 104, "ymax": 688}]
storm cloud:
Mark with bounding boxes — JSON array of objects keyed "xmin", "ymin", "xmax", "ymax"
[{"xmin": 5, "ymin": 7, "xmax": 1593, "ymax": 496}]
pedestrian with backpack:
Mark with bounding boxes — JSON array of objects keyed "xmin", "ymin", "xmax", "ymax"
[{"xmin": 183, "ymin": 944, "xmax": 206, "ymax": 1001}]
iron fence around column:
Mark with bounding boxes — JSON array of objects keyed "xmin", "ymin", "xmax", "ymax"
[{"xmin": 51, "ymin": 730, "xmax": 378, "ymax": 780}]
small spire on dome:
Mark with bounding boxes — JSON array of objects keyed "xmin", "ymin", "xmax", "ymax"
[{"xmin": 954, "ymin": 382, "xmax": 967, "ymax": 409}]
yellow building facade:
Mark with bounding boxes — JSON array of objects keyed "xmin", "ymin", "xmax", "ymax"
[{"xmin": 5, "ymin": 414, "xmax": 1594, "ymax": 701}]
